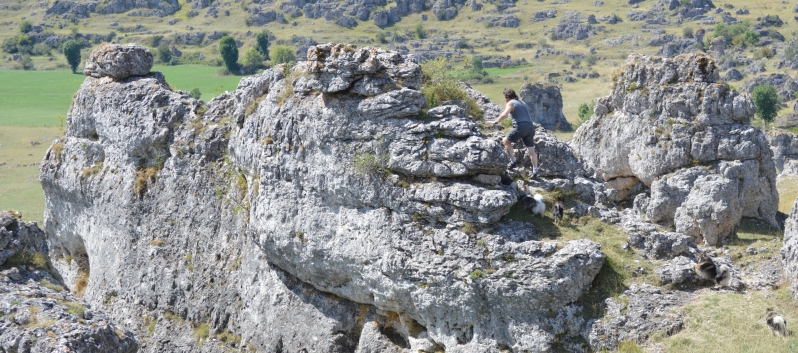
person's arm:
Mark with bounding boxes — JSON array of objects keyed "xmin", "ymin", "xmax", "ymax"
[{"xmin": 492, "ymin": 102, "xmax": 514, "ymax": 125}]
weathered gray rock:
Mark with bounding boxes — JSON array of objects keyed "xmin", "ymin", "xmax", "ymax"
[
  {"xmin": 657, "ymin": 256, "xmax": 700, "ymax": 284},
  {"xmin": 432, "ymin": 0, "xmax": 457, "ymax": 20},
  {"xmin": 46, "ymin": 0, "xmax": 97, "ymax": 19},
  {"xmin": 674, "ymin": 175, "xmax": 743, "ymax": 245},
  {"xmin": 551, "ymin": 12, "xmax": 596, "ymax": 40},
  {"xmin": 533, "ymin": 9, "xmax": 557, "ymax": 21},
  {"xmin": 40, "ymin": 43, "xmax": 607, "ymax": 352},
  {"xmin": 585, "ymin": 284, "xmax": 692, "ymax": 351},
  {"xmin": 0, "ymin": 212, "xmax": 138, "ymax": 353},
  {"xmin": 571, "ymin": 53, "xmax": 779, "ymax": 238},
  {"xmin": 83, "ymin": 43, "xmax": 153, "ymax": 80},
  {"xmin": 99, "ymin": 0, "xmax": 180, "ymax": 15},
  {"xmin": 767, "ymin": 130, "xmax": 798, "ymax": 174},
  {"xmin": 782, "ymin": 196, "xmax": 798, "ymax": 299},
  {"xmin": 518, "ymin": 83, "xmax": 572, "ymax": 131},
  {"xmin": 646, "ymin": 167, "xmax": 709, "ymax": 226},
  {"xmin": 724, "ymin": 68, "xmax": 743, "ymax": 81}
]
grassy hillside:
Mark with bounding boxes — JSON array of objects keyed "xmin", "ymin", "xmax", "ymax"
[{"xmin": 4, "ymin": 0, "xmax": 798, "ymax": 127}]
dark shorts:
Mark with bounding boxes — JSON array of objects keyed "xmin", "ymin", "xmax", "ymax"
[{"xmin": 507, "ymin": 122, "xmax": 535, "ymax": 147}]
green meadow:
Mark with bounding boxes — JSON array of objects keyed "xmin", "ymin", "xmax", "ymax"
[{"xmin": 0, "ymin": 66, "xmax": 243, "ymax": 222}]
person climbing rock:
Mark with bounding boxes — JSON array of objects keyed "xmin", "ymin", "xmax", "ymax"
[{"xmin": 491, "ymin": 88, "xmax": 539, "ymax": 176}]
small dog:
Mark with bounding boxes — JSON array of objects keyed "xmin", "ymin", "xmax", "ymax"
[
  {"xmin": 766, "ymin": 308, "xmax": 788, "ymax": 337},
  {"xmin": 519, "ymin": 193, "xmax": 546, "ymax": 218},
  {"xmin": 552, "ymin": 197, "xmax": 565, "ymax": 225},
  {"xmin": 692, "ymin": 252, "xmax": 730, "ymax": 288}
]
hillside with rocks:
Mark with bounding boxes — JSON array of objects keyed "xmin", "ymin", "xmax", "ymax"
[{"xmin": 0, "ymin": 41, "xmax": 792, "ymax": 353}]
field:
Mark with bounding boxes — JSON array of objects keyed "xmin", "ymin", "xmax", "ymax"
[{"xmin": 0, "ymin": 67, "xmax": 242, "ymax": 222}]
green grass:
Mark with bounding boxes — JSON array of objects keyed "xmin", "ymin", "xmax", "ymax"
[
  {"xmin": 0, "ymin": 70, "xmax": 85, "ymax": 127},
  {"xmin": 661, "ymin": 288, "xmax": 798, "ymax": 353},
  {"xmin": 777, "ymin": 175, "xmax": 798, "ymax": 214},
  {"xmin": 0, "ymin": 126, "xmax": 61, "ymax": 221},
  {"xmin": 152, "ymin": 65, "xmax": 243, "ymax": 101}
]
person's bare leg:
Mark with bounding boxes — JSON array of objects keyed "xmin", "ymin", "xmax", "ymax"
[
  {"xmin": 503, "ymin": 138, "xmax": 515, "ymax": 162},
  {"xmin": 527, "ymin": 146, "xmax": 538, "ymax": 169}
]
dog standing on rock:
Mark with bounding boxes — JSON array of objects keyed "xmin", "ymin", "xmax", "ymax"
[
  {"xmin": 692, "ymin": 252, "xmax": 730, "ymax": 288},
  {"xmin": 766, "ymin": 308, "xmax": 787, "ymax": 337}
]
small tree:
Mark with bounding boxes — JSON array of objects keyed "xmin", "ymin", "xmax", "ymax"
[
  {"xmin": 255, "ymin": 30, "xmax": 270, "ymax": 60},
  {"xmin": 375, "ymin": 31, "xmax": 388, "ymax": 44},
  {"xmin": 414, "ymin": 23, "xmax": 426, "ymax": 39},
  {"xmin": 190, "ymin": 88, "xmax": 202, "ymax": 100},
  {"xmin": 62, "ymin": 40, "xmax": 82, "ymax": 73},
  {"xmin": 19, "ymin": 20, "xmax": 32, "ymax": 34},
  {"xmin": 470, "ymin": 56, "xmax": 484, "ymax": 74},
  {"xmin": 577, "ymin": 101, "xmax": 595, "ymax": 121},
  {"xmin": 752, "ymin": 84, "xmax": 779, "ymax": 128},
  {"xmin": 219, "ymin": 36, "xmax": 239, "ymax": 73},
  {"xmin": 157, "ymin": 44, "xmax": 172, "ymax": 64},
  {"xmin": 271, "ymin": 45, "xmax": 296, "ymax": 64},
  {"xmin": 682, "ymin": 26, "xmax": 694, "ymax": 38},
  {"xmin": 243, "ymin": 47, "xmax": 264, "ymax": 72}
]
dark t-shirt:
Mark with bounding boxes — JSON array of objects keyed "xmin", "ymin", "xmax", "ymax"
[{"xmin": 509, "ymin": 99, "xmax": 533, "ymax": 127}]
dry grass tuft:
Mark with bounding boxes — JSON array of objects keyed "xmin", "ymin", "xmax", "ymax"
[{"xmin": 134, "ymin": 166, "xmax": 158, "ymax": 196}]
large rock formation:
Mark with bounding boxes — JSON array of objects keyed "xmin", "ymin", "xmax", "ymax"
[
  {"xmin": 571, "ymin": 53, "xmax": 779, "ymax": 245},
  {"xmin": 782, "ymin": 197, "xmax": 798, "ymax": 298},
  {"xmin": 519, "ymin": 83, "xmax": 572, "ymax": 131},
  {"xmin": 99, "ymin": 0, "xmax": 180, "ymax": 16},
  {"xmin": 40, "ymin": 43, "xmax": 606, "ymax": 352},
  {"xmin": 0, "ymin": 211, "xmax": 138, "ymax": 352}
]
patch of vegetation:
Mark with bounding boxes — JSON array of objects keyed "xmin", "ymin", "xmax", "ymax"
[
  {"xmin": 353, "ymin": 138, "xmax": 390, "ymax": 176},
  {"xmin": 752, "ymin": 83, "xmax": 779, "ymax": 128},
  {"xmin": 74, "ymin": 269, "xmax": 89, "ymax": 297},
  {"xmin": 80, "ymin": 161, "xmax": 104, "ymax": 183},
  {"xmin": 272, "ymin": 46, "xmax": 296, "ymax": 64},
  {"xmin": 577, "ymin": 101, "xmax": 594, "ymax": 122},
  {"xmin": 216, "ymin": 329, "xmax": 243, "ymax": 346},
  {"xmin": 39, "ymin": 278, "xmax": 65, "ymax": 292},
  {"xmin": 712, "ymin": 21, "xmax": 758, "ymax": 47},
  {"xmin": 4, "ymin": 250, "xmax": 53, "ymax": 273},
  {"xmin": 164, "ymin": 311, "xmax": 185, "ymax": 325},
  {"xmin": 461, "ymin": 221, "xmax": 477, "ymax": 235},
  {"xmin": 150, "ymin": 239, "xmax": 164, "ymax": 246},
  {"xmin": 193, "ymin": 322, "xmax": 210, "ymax": 344},
  {"xmin": 469, "ymin": 269, "xmax": 486, "ymax": 280},
  {"xmin": 65, "ymin": 302, "xmax": 86, "ymax": 317},
  {"xmin": 421, "ymin": 57, "xmax": 483, "ymax": 119},
  {"xmin": 134, "ymin": 166, "xmax": 159, "ymax": 196}
]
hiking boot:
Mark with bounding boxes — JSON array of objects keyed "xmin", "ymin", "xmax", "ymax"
[
  {"xmin": 508, "ymin": 161, "xmax": 518, "ymax": 169},
  {"xmin": 531, "ymin": 168, "xmax": 539, "ymax": 178}
]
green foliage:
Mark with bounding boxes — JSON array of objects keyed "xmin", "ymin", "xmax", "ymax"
[
  {"xmin": 415, "ymin": 23, "xmax": 426, "ymax": 39},
  {"xmin": 39, "ymin": 278, "xmax": 65, "ymax": 292},
  {"xmin": 469, "ymin": 269, "xmax": 486, "ymax": 280},
  {"xmin": 19, "ymin": 55, "xmax": 33, "ymax": 71},
  {"xmin": 255, "ymin": 30, "xmax": 270, "ymax": 60},
  {"xmin": 242, "ymin": 47, "xmax": 264, "ymax": 72},
  {"xmin": 193, "ymin": 322, "xmax": 210, "ymax": 344},
  {"xmin": 577, "ymin": 101, "xmax": 594, "ymax": 121},
  {"xmin": 754, "ymin": 47, "xmax": 774, "ymax": 60},
  {"xmin": 156, "ymin": 44, "xmax": 171, "ymax": 64},
  {"xmin": 470, "ymin": 56, "xmax": 484, "ymax": 74},
  {"xmin": 785, "ymin": 40, "xmax": 798, "ymax": 61},
  {"xmin": 271, "ymin": 45, "xmax": 296, "ymax": 64},
  {"xmin": 5, "ymin": 250, "xmax": 51, "ymax": 271},
  {"xmin": 190, "ymin": 87, "xmax": 202, "ymax": 100},
  {"xmin": 219, "ymin": 36, "xmax": 239, "ymax": 73},
  {"xmin": 19, "ymin": 20, "xmax": 32, "ymax": 34},
  {"xmin": 65, "ymin": 302, "xmax": 86, "ymax": 317},
  {"xmin": 752, "ymin": 83, "xmax": 779, "ymax": 127},
  {"xmin": 353, "ymin": 138, "xmax": 389, "ymax": 176},
  {"xmin": 682, "ymin": 26, "xmax": 694, "ymax": 38},
  {"xmin": 456, "ymin": 38, "xmax": 470, "ymax": 49},
  {"xmin": 421, "ymin": 57, "xmax": 483, "ymax": 119},
  {"xmin": 585, "ymin": 54, "xmax": 598, "ymax": 66},
  {"xmin": 375, "ymin": 31, "xmax": 388, "ymax": 44},
  {"xmin": 62, "ymin": 40, "xmax": 82, "ymax": 73},
  {"xmin": 713, "ymin": 21, "xmax": 758, "ymax": 47}
]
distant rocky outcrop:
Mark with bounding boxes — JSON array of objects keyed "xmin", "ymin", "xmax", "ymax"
[
  {"xmin": 518, "ymin": 83, "xmax": 572, "ymax": 131},
  {"xmin": 782, "ymin": 197, "xmax": 798, "ymax": 298},
  {"xmin": 571, "ymin": 53, "xmax": 779, "ymax": 245},
  {"xmin": 39, "ymin": 43, "xmax": 607, "ymax": 352},
  {"xmin": 767, "ymin": 130, "xmax": 798, "ymax": 174},
  {"xmin": 45, "ymin": 0, "xmax": 97, "ymax": 20},
  {"xmin": 551, "ymin": 11, "xmax": 596, "ymax": 40},
  {"xmin": 99, "ymin": 0, "xmax": 180, "ymax": 16},
  {"xmin": 741, "ymin": 73, "xmax": 798, "ymax": 102},
  {"xmin": 83, "ymin": 43, "xmax": 153, "ymax": 79},
  {"xmin": 0, "ymin": 211, "xmax": 138, "ymax": 352}
]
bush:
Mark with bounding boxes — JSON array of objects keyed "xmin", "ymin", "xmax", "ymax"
[
  {"xmin": 271, "ymin": 45, "xmax": 295, "ymax": 64},
  {"xmin": 713, "ymin": 21, "xmax": 751, "ymax": 44},
  {"xmin": 242, "ymin": 47, "xmax": 264, "ymax": 72},
  {"xmin": 421, "ymin": 57, "xmax": 483, "ymax": 119},
  {"xmin": 353, "ymin": 138, "xmax": 389, "ymax": 176},
  {"xmin": 255, "ymin": 30, "xmax": 270, "ymax": 60},
  {"xmin": 19, "ymin": 55, "xmax": 34, "ymax": 70},
  {"xmin": 31, "ymin": 43, "xmax": 51, "ymax": 56},
  {"xmin": 190, "ymin": 88, "xmax": 202, "ymax": 100},
  {"xmin": 2, "ymin": 38, "xmax": 17, "ymax": 54},
  {"xmin": 456, "ymin": 38, "xmax": 470, "ymax": 49},
  {"xmin": 470, "ymin": 55, "xmax": 485, "ymax": 74},
  {"xmin": 219, "ymin": 36, "xmax": 239, "ymax": 73},
  {"xmin": 682, "ymin": 26, "xmax": 694, "ymax": 38},
  {"xmin": 578, "ymin": 101, "xmax": 595, "ymax": 121},
  {"xmin": 586, "ymin": 55, "xmax": 598, "ymax": 66},
  {"xmin": 375, "ymin": 31, "xmax": 388, "ymax": 44},
  {"xmin": 157, "ymin": 44, "xmax": 171, "ymax": 64},
  {"xmin": 754, "ymin": 47, "xmax": 774, "ymax": 59},
  {"xmin": 62, "ymin": 40, "xmax": 82, "ymax": 73},
  {"xmin": 752, "ymin": 83, "xmax": 779, "ymax": 128},
  {"xmin": 19, "ymin": 20, "xmax": 32, "ymax": 34},
  {"xmin": 415, "ymin": 23, "xmax": 426, "ymax": 39}
]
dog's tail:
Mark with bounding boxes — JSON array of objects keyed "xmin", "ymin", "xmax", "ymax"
[
  {"xmin": 534, "ymin": 194, "xmax": 544, "ymax": 203},
  {"xmin": 774, "ymin": 315, "xmax": 788, "ymax": 337}
]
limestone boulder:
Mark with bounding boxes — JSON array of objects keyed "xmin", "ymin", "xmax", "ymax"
[
  {"xmin": 83, "ymin": 44, "xmax": 153, "ymax": 80},
  {"xmin": 674, "ymin": 175, "xmax": 743, "ymax": 245},
  {"xmin": 571, "ymin": 53, "xmax": 778, "ymax": 237},
  {"xmin": 519, "ymin": 83, "xmax": 572, "ymax": 131}
]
